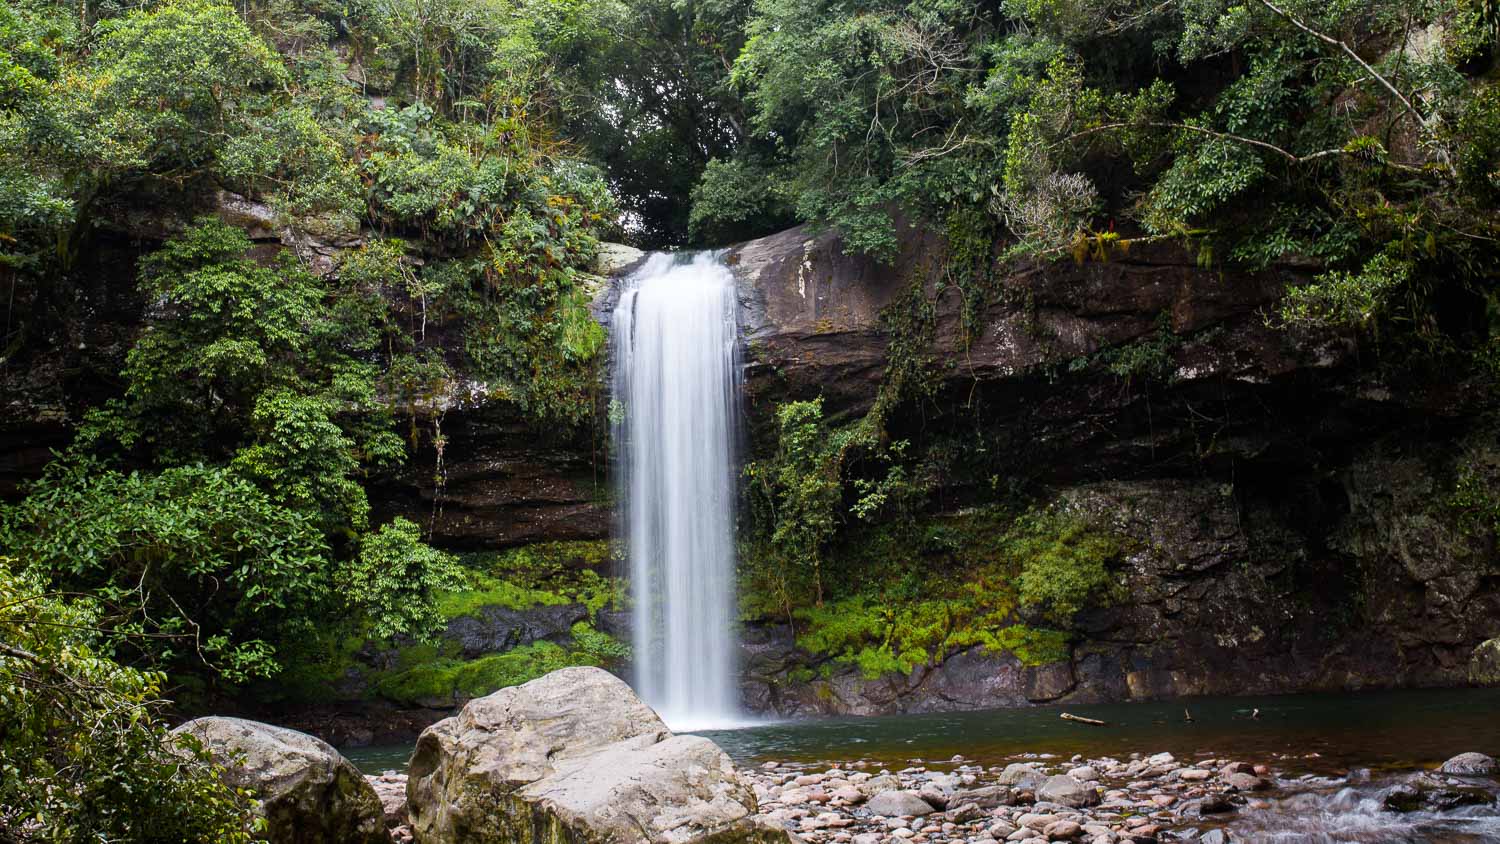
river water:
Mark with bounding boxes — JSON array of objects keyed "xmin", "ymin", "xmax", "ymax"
[
  {"xmin": 348, "ymin": 687, "xmax": 1500, "ymax": 774},
  {"xmin": 695, "ymin": 687, "xmax": 1500, "ymax": 775}
]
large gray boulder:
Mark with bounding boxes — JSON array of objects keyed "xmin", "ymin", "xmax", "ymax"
[
  {"xmin": 171, "ymin": 716, "xmax": 386, "ymax": 844},
  {"xmin": 406, "ymin": 666, "xmax": 796, "ymax": 844}
]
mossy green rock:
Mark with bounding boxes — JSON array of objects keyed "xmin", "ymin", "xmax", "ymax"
[
  {"xmin": 407, "ymin": 667, "xmax": 796, "ymax": 844},
  {"xmin": 1471, "ymin": 638, "xmax": 1500, "ymax": 686},
  {"xmin": 170, "ymin": 717, "xmax": 387, "ymax": 844}
]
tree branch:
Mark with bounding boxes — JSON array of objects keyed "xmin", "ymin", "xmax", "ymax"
[
  {"xmin": 0, "ymin": 641, "xmax": 41, "ymax": 663},
  {"xmin": 1060, "ymin": 121, "xmax": 1332, "ymax": 163},
  {"xmin": 1254, "ymin": 0, "xmax": 1454, "ymax": 175}
]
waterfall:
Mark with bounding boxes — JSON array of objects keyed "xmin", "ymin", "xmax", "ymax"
[{"xmin": 612, "ymin": 251, "xmax": 742, "ymax": 730}]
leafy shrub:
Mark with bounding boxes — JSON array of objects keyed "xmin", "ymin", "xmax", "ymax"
[
  {"xmin": 0, "ymin": 459, "xmax": 329, "ymax": 680},
  {"xmin": 339, "ymin": 518, "xmax": 463, "ymax": 641},
  {"xmin": 1010, "ymin": 510, "xmax": 1124, "ymax": 623},
  {"xmin": 743, "ymin": 399, "xmax": 920, "ymax": 610},
  {"xmin": 0, "ymin": 558, "xmax": 262, "ymax": 841}
]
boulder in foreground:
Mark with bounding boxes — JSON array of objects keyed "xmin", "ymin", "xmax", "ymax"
[
  {"xmin": 171, "ymin": 716, "xmax": 387, "ymax": 844},
  {"xmin": 406, "ymin": 666, "xmax": 797, "ymax": 844}
]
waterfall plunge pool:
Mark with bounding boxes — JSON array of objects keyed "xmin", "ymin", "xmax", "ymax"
[{"xmin": 346, "ymin": 686, "xmax": 1500, "ymax": 775}]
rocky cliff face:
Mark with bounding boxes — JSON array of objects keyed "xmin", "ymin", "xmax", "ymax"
[
  {"xmin": 722, "ymin": 221, "xmax": 1499, "ymax": 715},
  {"xmin": 4, "ymin": 210, "xmax": 1496, "ymax": 724},
  {"xmin": 0, "ymin": 192, "xmax": 615, "ymax": 551}
]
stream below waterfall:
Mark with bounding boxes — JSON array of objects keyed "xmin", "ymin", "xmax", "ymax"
[{"xmin": 347, "ymin": 687, "xmax": 1500, "ymax": 841}]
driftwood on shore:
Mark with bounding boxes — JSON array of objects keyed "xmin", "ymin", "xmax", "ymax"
[{"xmin": 1060, "ymin": 713, "xmax": 1108, "ymax": 726}]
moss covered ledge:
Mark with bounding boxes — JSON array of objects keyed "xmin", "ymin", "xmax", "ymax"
[{"xmin": 264, "ymin": 540, "xmax": 630, "ymax": 710}]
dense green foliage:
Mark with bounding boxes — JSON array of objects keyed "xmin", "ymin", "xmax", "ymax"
[
  {"xmin": 0, "ymin": 20, "xmax": 627, "ymax": 839},
  {"xmin": 273, "ymin": 541, "xmax": 627, "ymax": 708},
  {"xmin": 0, "ymin": 460, "xmax": 330, "ymax": 680},
  {"xmin": 0, "ymin": 558, "xmax": 263, "ymax": 842},
  {"xmin": 0, "ymin": 0, "xmax": 622, "ymax": 697},
  {"xmin": 699, "ymin": 0, "xmax": 1500, "ymax": 352}
]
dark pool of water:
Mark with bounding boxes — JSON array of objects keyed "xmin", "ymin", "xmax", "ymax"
[
  {"xmin": 696, "ymin": 687, "xmax": 1500, "ymax": 775},
  {"xmin": 344, "ymin": 686, "xmax": 1500, "ymax": 776}
]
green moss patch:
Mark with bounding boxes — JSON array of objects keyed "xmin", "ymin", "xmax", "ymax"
[
  {"xmin": 374, "ymin": 622, "xmax": 629, "ymax": 706},
  {"xmin": 457, "ymin": 540, "xmax": 623, "ymax": 616},
  {"xmin": 757, "ymin": 506, "xmax": 1125, "ymax": 679},
  {"xmin": 435, "ymin": 574, "xmax": 571, "ymax": 618}
]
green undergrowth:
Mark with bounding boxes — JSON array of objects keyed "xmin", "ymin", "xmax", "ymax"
[
  {"xmin": 373, "ymin": 621, "xmax": 629, "ymax": 706},
  {"xmin": 267, "ymin": 539, "xmax": 627, "ymax": 705},
  {"xmin": 750, "ymin": 506, "xmax": 1125, "ymax": 679},
  {"xmin": 453, "ymin": 539, "xmax": 622, "ymax": 616}
]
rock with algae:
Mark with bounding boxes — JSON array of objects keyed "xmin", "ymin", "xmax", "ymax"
[
  {"xmin": 171, "ymin": 716, "xmax": 387, "ymax": 844},
  {"xmin": 1470, "ymin": 638, "xmax": 1500, "ymax": 686}
]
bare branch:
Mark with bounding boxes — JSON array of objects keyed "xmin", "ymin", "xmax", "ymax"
[
  {"xmin": 0, "ymin": 640, "xmax": 41, "ymax": 663},
  {"xmin": 1060, "ymin": 120, "xmax": 1317, "ymax": 162},
  {"xmin": 1253, "ymin": 0, "xmax": 1454, "ymax": 175}
]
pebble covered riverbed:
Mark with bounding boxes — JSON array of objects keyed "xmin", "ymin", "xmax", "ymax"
[
  {"xmin": 739, "ymin": 751, "xmax": 1274, "ymax": 844},
  {"xmin": 365, "ymin": 747, "xmax": 1500, "ymax": 843}
]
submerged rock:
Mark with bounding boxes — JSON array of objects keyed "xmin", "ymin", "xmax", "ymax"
[
  {"xmin": 1382, "ymin": 771, "xmax": 1496, "ymax": 813},
  {"xmin": 170, "ymin": 716, "xmax": 387, "ymax": 844},
  {"xmin": 1439, "ymin": 752, "xmax": 1498, "ymax": 776},
  {"xmin": 405, "ymin": 666, "xmax": 796, "ymax": 844}
]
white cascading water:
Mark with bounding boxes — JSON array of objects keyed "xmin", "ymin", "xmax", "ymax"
[{"xmin": 612, "ymin": 251, "xmax": 742, "ymax": 730}]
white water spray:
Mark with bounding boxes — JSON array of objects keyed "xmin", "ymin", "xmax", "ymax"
[{"xmin": 613, "ymin": 251, "xmax": 743, "ymax": 730}]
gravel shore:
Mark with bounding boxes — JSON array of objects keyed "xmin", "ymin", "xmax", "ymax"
[
  {"xmin": 365, "ymin": 749, "xmax": 1278, "ymax": 843},
  {"xmin": 741, "ymin": 751, "xmax": 1275, "ymax": 843}
]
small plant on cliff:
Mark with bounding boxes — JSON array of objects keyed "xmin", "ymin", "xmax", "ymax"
[
  {"xmin": 743, "ymin": 399, "xmax": 920, "ymax": 612},
  {"xmin": 1451, "ymin": 461, "xmax": 1500, "ymax": 536},
  {"xmin": 1010, "ymin": 509, "xmax": 1125, "ymax": 624}
]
